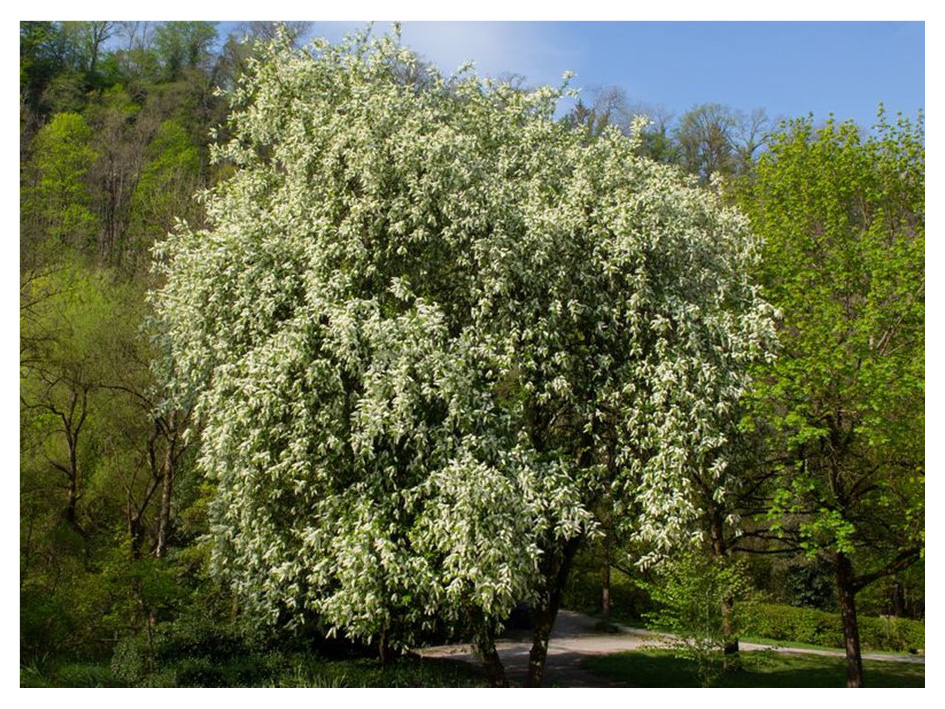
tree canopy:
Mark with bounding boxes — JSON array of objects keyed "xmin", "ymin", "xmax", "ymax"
[
  {"xmin": 735, "ymin": 108, "xmax": 924, "ymax": 687},
  {"xmin": 151, "ymin": 29, "xmax": 776, "ymax": 684}
]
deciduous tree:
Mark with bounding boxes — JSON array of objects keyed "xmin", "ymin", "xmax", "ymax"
[
  {"xmin": 22, "ymin": 112, "xmax": 99, "ymax": 253},
  {"xmin": 152, "ymin": 29, "xmax": 775, "ymax": 686},
  {"xmin": 735, "ymin": 108, "xmax": 925, "ymax": 688}
]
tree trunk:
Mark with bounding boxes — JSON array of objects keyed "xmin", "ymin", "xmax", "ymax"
[
  {"xmin": 527, "ymin": 602, "xmax": 555, "ymax": 687},
  {"xmin": 710, "ymin": 509, "xmax": 739, "ymax": 663},
  {"xmin": 378, "ymin": 626, "xmax": 391, "ymax": 666},
  {"xmin": 835, "ymin": 551, "xmax": 865, "ymax": 687},
  {"xmin": 601, "ymin": 551, "xmax": 611, "ymax": 628},
  {"xmin": 154, "ymin": 414, "xmax": 177, "ymax": 559},
  {"xmin": 475, "ymin": 623, "xmax": 508, "ymax": 687},
  {"xmin": 527, "ymin": 538, "xmax": 581, "ymax": 687},
  {"xmin": 720, "ymin": 594, "xmax": 740, "ymax": 668}
]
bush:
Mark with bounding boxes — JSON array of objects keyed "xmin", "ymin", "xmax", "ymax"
[
  {"xmin": 110, "ymin": 614, "xmax": 270, "ymax": 686},
  {"xmin": 640, "ymin": 552, "xmax": 758, "ymax": 686},
  {"xmin": 745, "ymin": 603, "xmax": 924, "ymax": 652},
  {"xmin": 111, "ymin": 634, "xmax": 149, "ymax": 685},
  {"xmin": 857, "ymin": 615, "xmax": 925, "ymax": 653},
  {"xmin": 151, "ymin": 616, "xmax": 259, "ymax": 664}
]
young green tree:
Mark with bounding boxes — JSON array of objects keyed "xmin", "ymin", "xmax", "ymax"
[
  {"xmin": 61, "ymin": 21, "xmax": 115, "ymax": 85},
  {"xmin": 22, "ymin": 112, "xmax": 99, "ymax": 253},
  {"xmin": 85, "ymin": 87, "xmax": 156, "ymax": 266},
  {"xmin": 641, "ymin": 551, "xmax": 758, "ymax": 686},
  {"xmin": 152, "ymin": 30, "xmax": 775, "ymax": 686},
  {"xmin": 735, "ymin": 109, "xmax": 924, "ymax": 688}
]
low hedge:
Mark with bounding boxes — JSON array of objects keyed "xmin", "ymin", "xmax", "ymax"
[{"xmin": 746, "ymin": 603, "xmax": 924, "ymax": 653}]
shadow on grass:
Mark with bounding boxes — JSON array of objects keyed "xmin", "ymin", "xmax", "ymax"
[{"xmin": 582, "ymin": 650, "xmax": 925, "ymax": 688}]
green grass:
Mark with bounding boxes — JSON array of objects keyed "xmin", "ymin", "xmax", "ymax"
[
  {"xmin": 265, "ymin": 655, "xmax": 489, "ymax": 688},
  {"xmin": 741, "ymin": 635, "xmax": 922, "ymax": 658},
  {"xmin": 582, "ymin": 649, "xmax": 925, "ymax": 688},
  {"xmin": 21, "ymin": 653, "xmax": 490, "ymax": 688}
]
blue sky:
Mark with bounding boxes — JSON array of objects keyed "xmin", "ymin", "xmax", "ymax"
[{"xmin": 219, "ymin": 20, "xmax": 925, "ymax": 132}]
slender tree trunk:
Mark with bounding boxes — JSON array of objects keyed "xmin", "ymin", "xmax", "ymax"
[
  {"xmin": 600, "ymin": 545, "xmax": 611, "ymax": 628},
  {"xmin": 154, "ymin": 414, "xmax": 177, "ymax": 560},
  {"xmin": 709, "ymin": 510, "xmax": 739, "ymax": 663},
  {"xmin": 60, "ymin": 388, "xmax": 89, "ymax": 534},
  {"xmin": 527, "ymin": 538, "xmax": 581, "ymax": 687},
  {"xmin": 835, "ymin": 551, "xmax": 865, "ymax": 687},
  {"xmin": 720, "ymin": 595, "xmax": 739, "ymax": 665},
  {"xmin": 65, "ymin": 440, "xmax": 80, "ymax": 529}
]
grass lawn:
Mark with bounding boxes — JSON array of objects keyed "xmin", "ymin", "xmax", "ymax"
[
  {"xmin": 582, "ymin": 649, "xmax": 925, "ymax": 688},
  {"xmin": 21, "ymin": 653, "xmax": 490, "ymax": 688}
]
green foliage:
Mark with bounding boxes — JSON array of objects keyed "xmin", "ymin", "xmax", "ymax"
[
  {"xmin": 111, "ymin": 614, "xmax": 263, "ymax": 686},
  {"xmin": 151, "ymin": 29, "xmax": 775, "ymax": 655},
  {"xmin": 21, "ymin": 658, "xmax": 126, "ymax": 688},
  {"xmin": 108, "ymin": 614, "xmax": 487, "ymax": 687},
  {"xmin": 674, "ymin": 103, "xmax": 738, "ymax": 181},
  {"xmin": 153, "ymin": 22, "xmax": 218, "ymax": 81},
  {"xmin": 20, "ymin": 19, "xmax": 923, "ymax": 683},
  {"xmin": 583, "ymin": 649, "xmax": 924, "ymax": 688},
  {"xmin": 641, "ymin": 552, "xmax": 758, "ymax": 686},
  {"xmin": 737, "ymin": 108, "xmax": 924, "ymax": 560},
  {"xmin": 128, "ymin": 118, "xmax": 203, "ymax": 256},
  {"xmin": 745, "ymin": 603, "xmax": 924, "ymax": 653},
  {"xmin": 733, "ymin": 109, "xmax": 924, "ymax": 681},
  {"xmin": 22, "ymin": 112, "xmax": 99, "ymax": 249},
  {"xmin": 563, "ymin": 554, "xmax": 653, "ymax": 622},
  {"xmin": 18, "ymin": 20, "xmax": 288, "ymax": 670},
  {"xmin": 274, "ymin": 656, "xmax": 488, "ymax": 688},
  {"xmin": 781, "ymin": 558, "xmax": 837, "ymax": 611}
]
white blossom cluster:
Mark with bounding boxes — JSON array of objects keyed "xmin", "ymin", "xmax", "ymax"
[{"xmin": 152, "ymin": 30, "xmax": 776, "ymax": 645}]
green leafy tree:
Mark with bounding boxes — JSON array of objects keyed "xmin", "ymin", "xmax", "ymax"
[
  {"xmin": 675, "ymin": 103, "xmax": 737, "ymax": 182},
  {"xmin": 22, "ymin": 112, "xmax": 99, "ymax": 253},
  {"xmin": 128, "ymin": 118, "xmax": 202, "ymax": 260},
  {"xmin": 61, "ymin": 21, "xmax": 115, "ymax": 85},
  {"xmin": 674, "ymin": 103, "xmax": 772, "ymax": 182},
  {"xmin": 152, "ymin": 22, "xmax": 218, "ymax": 82},
  {"xmin": 642, "ymin": 551, "xmax": 758, "ymax": 686},
  {"xmin": 735, "ymin": 108, "xmax": 925, "ymax": 687},
  {"xmin": 111, "ymin": 21, "xmax": 161, "ymax": 83},
  {"xmin": 85, "ymin": 87, "xmax": 155, "ymax": 266},
  {"xmin": 20, "ymin": 256, "xmax": 197, "ymax": 662},
  {"xmin": 152, "ymin": 30, "xmax": 775, "ymax": 686},
  {"xmin": 632, "ymin": 104, "xmax": 679, "ymax": 166}
]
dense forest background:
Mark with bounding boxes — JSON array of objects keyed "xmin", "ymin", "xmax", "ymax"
[{"xmin": 19, "ymin": 21, "xmax": 923, "ymax": 687}]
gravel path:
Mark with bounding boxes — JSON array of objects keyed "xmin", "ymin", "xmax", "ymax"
[{"xmin": 416, "ymin": 610, "xmax": 925, "ymax": 687}]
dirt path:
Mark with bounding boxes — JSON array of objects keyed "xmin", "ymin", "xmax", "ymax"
[
  {"xmin": 416, "ymin": 610, "xmax": 925, "ymax": 687},
  {"xmin": 416, "ymin": 610, "xmax": 664, "ymax": 687}
]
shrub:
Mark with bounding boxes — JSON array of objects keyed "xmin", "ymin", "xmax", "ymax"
[
  {"xmin": 640, "ymin": 553, "xmax": 759, "ymax": 686},
  {"xmin": 151, "ymin": 616, "xmax": 258, "ymax": 665},
  {"xmin": 111, "ymin": 634, "xmax": 149, "ymax": 685},
  {"xmin": 745, "ymin": 603, "xmax": 924, "ymax": 652}
]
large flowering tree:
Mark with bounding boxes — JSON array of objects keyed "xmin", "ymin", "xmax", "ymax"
[{"xmin": 152, "ymin": 29, "xmax": 776, "ymax": 686}]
